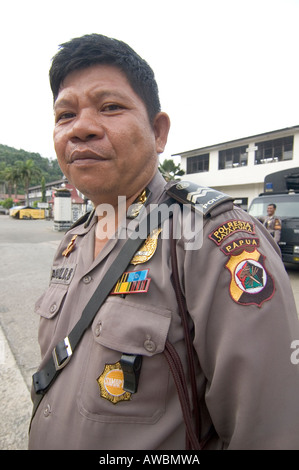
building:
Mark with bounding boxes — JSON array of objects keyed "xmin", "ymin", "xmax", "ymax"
[
  {"xmin": 173, "ymin": 125, "xmax": 299, "ymax": 210},
  {"xmin": 28, "ymin": 178, "xmax": 87, "ymax": 221}
]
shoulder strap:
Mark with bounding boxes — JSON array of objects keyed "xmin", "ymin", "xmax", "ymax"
[
  {"xmin": 167, "ymin": 214, "xmax": 217, "ymax": 450},
  {"xmin": 30, "ymin": 199, "xmax": 174, "ymax": 422},
  {"xmin": 166, "ymin": 180, "xmax": 233, "ymax": 217},
  {"xmin": 170, "ymin": 222, "xmax": 200, "ymax": 430}
]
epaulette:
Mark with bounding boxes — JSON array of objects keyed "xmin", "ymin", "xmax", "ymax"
[
  {"xmin": 66, "ymin": 208, "xmax": 95, "ymax": 232},
  {"xmin": 166, "ymin": 181, "xmax": 233, "ymax": 218}
]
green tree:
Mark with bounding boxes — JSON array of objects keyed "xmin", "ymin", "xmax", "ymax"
[
  {"xmin": 41, "ymin": 176, "xmax": 46, "ymax": 202},
  {"xmin": 158, "ymin": 159, "xmax": 185, "ymax": 182},
  {"xmin": 2, "ymin": 197, "xmax": 13, "ymax": 209},
  {"xmin": 1, "ymin": 165, "xmax": 22, "ymax": 198},
  {"xmin": 17, "ymin": 159, "xmax": 42, "ymax": 205}
]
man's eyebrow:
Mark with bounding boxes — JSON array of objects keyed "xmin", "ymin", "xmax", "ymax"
[
  {"xmin": 54, "ymin": 90, "xmax": 129, "ymax": 112},
  {"xmin": 92, "ymin": 90, "xmax": 129, "ymax": 101},
  {"xmin": 54, "ymin": 97, "xmax": 74, "ymax": 111}
]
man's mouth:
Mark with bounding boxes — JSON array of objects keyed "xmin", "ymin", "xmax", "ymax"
[{"xmin": 70, "ymin": 149, "xmax": 109, "ymax": 164}]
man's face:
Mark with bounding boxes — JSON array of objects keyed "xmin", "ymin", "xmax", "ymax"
[
  {"xmin": 53, "ymin": 64, "xmax": 169, "ymax": 206},
  {"xmin": 267, "ymin": 205, "xmax": 275, "ymax": 216}
]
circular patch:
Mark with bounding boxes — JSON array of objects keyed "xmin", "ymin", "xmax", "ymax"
[
  {"xmin": 235, "ymin": 259, "xmax": 267, "ymax": 294},
  {"xmin": 104, "ymin": 368, "xmax": 125, "ymax": 397}
]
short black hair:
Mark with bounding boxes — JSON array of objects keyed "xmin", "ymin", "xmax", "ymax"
[
  {"xmin": 268, "ymin": 203, "xmax": 277, "ymax": 209},
  {"xmin": 49, "ymin": 33, "xmax": 161, "ymax": 123}
]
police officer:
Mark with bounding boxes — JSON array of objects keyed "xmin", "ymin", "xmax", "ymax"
[
  {"xmin": 263, "ymin": 203, "xmax": 282, "ymax": 243},
  {"xmin": 29, "ymin": 34, "xmax": 299, "ymax": 450}
]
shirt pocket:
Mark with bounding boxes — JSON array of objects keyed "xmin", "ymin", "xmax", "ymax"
[
  {"xmin": 35, "ymin": 284, "xmax": 68, "ymax": 357},
  {"xmin": 78, "ymin": 297, "xmax": 172, "ymax": 424}
]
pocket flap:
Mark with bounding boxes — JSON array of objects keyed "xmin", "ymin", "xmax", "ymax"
[
  {"xmin": 35, "ymin": 284, "xmax": 68, "ymax": 319},
  {"xmin": 92, "ymin": 297, "xmax": 171, "ymax": 356}
]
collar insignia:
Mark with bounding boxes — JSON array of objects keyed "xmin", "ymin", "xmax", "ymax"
[
  {"xmin": 127, "ymin": 188, "xmax": 150, "ymax": 219},
  {"xmin": 62, "ymin": 235, "xmax": 78, "ymax": 257}
]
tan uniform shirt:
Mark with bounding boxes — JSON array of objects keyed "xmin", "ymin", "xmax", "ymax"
[
  {"xmin": 263, "ymin": 215, "xmax": 282, "ymax": 243},
  {"xmin": 29, "ymin": 172, "xmax": 299, "ymax": 450}
]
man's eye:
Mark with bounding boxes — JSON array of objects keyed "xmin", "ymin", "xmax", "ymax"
[
  {"xmin": 56, "ymin": 112, "xmax": 75, "ymax": 122},
  {"xmin": 102, "ymin": 104, "xmax": 123, "ymax": 112}
]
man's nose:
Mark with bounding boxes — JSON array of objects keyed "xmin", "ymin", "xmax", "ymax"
[{"xmin": 69, "ymin": 110, "xmax": 105, "ymax": 141}]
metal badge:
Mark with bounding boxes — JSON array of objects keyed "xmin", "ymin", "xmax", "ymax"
[
  {"xmin": 62, "ymin": 235, "xmax": 78, "ymax": 257},
  {"xmin": 130, "ymin": 228, "xmax": 162, "ymax": 265},
  {"xmin": 127, "ymin": 189, "xmax": 149, "ymax": 219},
  {"xmin": 97, "ymin": 362, "xmax": 131, "ymax": 404}
]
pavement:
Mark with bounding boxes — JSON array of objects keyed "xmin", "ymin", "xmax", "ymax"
[
  {"xmin": 0, "ymin": 325, "xmax": 32, "ymax": 449},
  {"xmin": 0, "ymin": 215, "xmax": 298, "ymax": 450},
  {"xmin": 0, "ymin": 216, "xmax": 64, "ymax": 450}
]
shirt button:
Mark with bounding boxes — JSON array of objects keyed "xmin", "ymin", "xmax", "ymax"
[
  {"xmin": 49, "ymin": 304, "xmax": 57, "ymax": 314},
  {"xmin": 43, "ymin": 404, "xmax": 51, "ymax": 417},
  {"xmin": 83, "ymin": 275, "xmax": 92, "ymax": 284},
  {"xmin": 95, "ymin": 322, "xmax": 102, "ymax": 337},
  {"xmin": 144, "ymin": 337, "xmax": 156, "ymax": 353}
]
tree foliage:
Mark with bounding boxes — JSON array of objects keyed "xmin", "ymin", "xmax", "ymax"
[
  {"xmin": 158, "ymin": 158, "xmax": 185, "ymax": 182},
  {"xmin": 0, "ymin": 144, "xmax": 63, "ymax": 197}
]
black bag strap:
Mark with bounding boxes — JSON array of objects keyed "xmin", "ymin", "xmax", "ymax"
[
  {"xmin": 167, "ymin": 219, "xmax": 217, "ymax": 450},
  {"xmin": 164, "ymin": 340, "xmax": 201, "ymax": 450},
  {"xmin": 31, "ymin": 199, "xmax": 174, "ymax": 421}
]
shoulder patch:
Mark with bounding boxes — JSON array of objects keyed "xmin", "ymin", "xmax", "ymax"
[
  {"xmin": 166, "ymin": 181, "xmax": 233, "ymax": 217},
  {"xmin": 209, "ymin": 219, "xmax": 256, "ymax": 245},
  {"xmin": 225, "ymin": 249, "xmax": 275, "ymax": 307}
]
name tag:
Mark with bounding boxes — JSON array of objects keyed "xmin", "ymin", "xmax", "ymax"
[{"xmin": 50, "ymin": 264, "xmax": 76, "ymax": 285}]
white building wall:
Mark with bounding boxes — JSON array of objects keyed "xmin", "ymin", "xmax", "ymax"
[{"xmin": 177, "ymin": 126, "xmax": 299, "ymax": 207}]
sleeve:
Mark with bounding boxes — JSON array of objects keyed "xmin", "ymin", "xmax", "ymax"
[
  {"xmin": 274, "ymin": 218, "xmax": 282, "ymax": 243},
  {"xmin": 182, "ymin": 207, "xmax": 299, "ymax": 449}
]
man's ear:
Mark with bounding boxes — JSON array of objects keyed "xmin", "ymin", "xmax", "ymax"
[{"xmin": 153, "ymin": 112, "xmax": 171, "ymax": 154}]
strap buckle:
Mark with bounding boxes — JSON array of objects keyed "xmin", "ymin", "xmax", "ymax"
[{"xmin": 52, "ymin": 336, "xmax": 73, "ymax": 371}]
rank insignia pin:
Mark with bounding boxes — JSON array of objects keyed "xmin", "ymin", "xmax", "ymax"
[{"xmin": 62, "ymin": 235, "xmax": 78, "ymax": 257}]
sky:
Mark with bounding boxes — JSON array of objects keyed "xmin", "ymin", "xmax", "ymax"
[{"xmin": 0, "ymin": 0, "xmax": 298, "ymax": 164}]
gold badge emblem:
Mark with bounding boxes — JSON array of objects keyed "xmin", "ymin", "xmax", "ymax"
[
  {"xmin": 97, "ymin": 362, "xmax": 131, "ymax": 404},
  {"xmin": 127, "ymin": 189, "xmax": 149, "ymax": 219},
  {"xmin": 62, "ymin": 235, "xmax": 78, "ymax": 257},
  {"xmin": 131, "ymin": 228, "xmax": 162, "ymax": 265}
]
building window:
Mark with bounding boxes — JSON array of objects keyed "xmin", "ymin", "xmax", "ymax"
[
  {"xmin": 254, "ymin": 136, "xmax": 293, "ymax": 164},
  {"xmin": 233, "ymin": 197, "xmax": 248, "ymax": 211},
  {"xmin": 186, "ymin": 154, "xmax": 209, "ymax": 174},
  {"xmin": 218, "ymin": 146, "xmax": 248, "ymax": 170}
]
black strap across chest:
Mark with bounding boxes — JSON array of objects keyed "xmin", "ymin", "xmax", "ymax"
[{"xmin": 31, "ymin": 199, "xmax": 174, "ymax": 420}]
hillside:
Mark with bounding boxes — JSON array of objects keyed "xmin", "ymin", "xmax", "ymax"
[{"xmin": 0, "ymin": 143, "xmax": 63, "ymax": 185}]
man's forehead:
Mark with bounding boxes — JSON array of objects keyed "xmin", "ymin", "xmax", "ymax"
[{"xmin": 54, "ymin": 64, "xmax": 131, "ymax": 103}]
